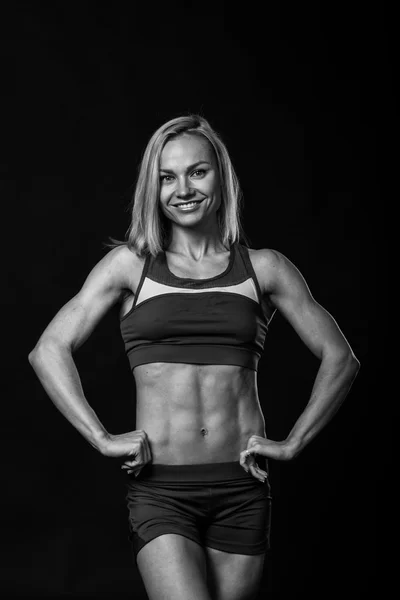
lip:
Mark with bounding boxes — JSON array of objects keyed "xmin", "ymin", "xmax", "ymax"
[{"xmin": 173, "ymin": 199, "xmax": 204, "ymax": 210}]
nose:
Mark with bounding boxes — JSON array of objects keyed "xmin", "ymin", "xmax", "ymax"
[{"xmin": 176, "ymin": 176, "xmax": 195, "ymax": 199}]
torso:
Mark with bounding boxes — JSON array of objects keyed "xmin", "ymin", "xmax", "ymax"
[{"xmin": 119, "ymin": 246, "xmax": 272, "ymax": 465}]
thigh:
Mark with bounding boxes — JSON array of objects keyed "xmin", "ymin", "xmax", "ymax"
[
  {"xmin": 126, "ymin": 471, "xmax": 205, "ymax": 559},
  {"xmin": 137, "ymin": 533, "xmax": 211, "ymax": 600},
  {"xmin": 206, "ymin": 476, "xmax": 272, "ymax": 556},
  {"xmin": 205, "ymin": 547, "xmax": 265, "ymax": 600}
]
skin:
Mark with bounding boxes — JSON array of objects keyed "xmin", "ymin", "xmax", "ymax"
[
  {"xmin": 28, "ymin": 133, "xmax": 360, "ymax": 600},
  {"xmin": 118, "ymin": 134, "xmax": 271, "ymax": 479}
]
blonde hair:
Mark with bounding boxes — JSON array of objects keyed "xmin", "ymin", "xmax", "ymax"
[{"xmin": 110, "ymin": 114, "xmax": 250, "ymax": 257}]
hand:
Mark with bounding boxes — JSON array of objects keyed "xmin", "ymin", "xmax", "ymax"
[
  {"xmin": 240, "ymin": 434, "xmax": 294, "ymax": 476},
  {"xmin": 100, "ymin": 429, "xmax": 152, "ymax": 477}
]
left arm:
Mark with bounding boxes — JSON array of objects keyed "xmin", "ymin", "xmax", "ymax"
[{"xmin": 241, "ymin": 249, "xmax": 360, "ymax": 468}]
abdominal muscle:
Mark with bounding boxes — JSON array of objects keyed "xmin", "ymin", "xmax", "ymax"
[{"xmin": 133, "ymin": 362, "xmax": 266, "ymax": 465}]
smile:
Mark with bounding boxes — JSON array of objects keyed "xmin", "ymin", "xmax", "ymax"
[{"xmin": 174, "ymin": 200, "xmax": 204, "ymax": 210}]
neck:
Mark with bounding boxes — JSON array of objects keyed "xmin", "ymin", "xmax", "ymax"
[{"xmin": 166, "ymin": 227, "xmax": 227, "ymax": 261}]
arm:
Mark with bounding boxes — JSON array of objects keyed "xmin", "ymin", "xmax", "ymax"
[
  {"xmin": 241, "ymin": 249, "xmax": 360, "ymax": 466},
  {"xmin": 29, "ymin": 246, "xmax": 149, "ymax": 465}
]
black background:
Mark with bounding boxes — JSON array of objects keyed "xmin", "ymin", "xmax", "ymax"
[{"xmin": 2, "ymin": 2, "xmax": 385, "ymax": 598}]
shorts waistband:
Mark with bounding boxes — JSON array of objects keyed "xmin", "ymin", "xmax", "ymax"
[{"xmin": 134, "ymin": 458, "xmax": 267, "ymax": 483}]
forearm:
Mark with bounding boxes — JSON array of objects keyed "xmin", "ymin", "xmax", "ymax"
[
  {"xmin": 28, "ymin": 341, "xmax": 109, "ymax": 452},
  {"xmin": 285, "ymin": 352, "xmax": 360, "ymax": 457}
]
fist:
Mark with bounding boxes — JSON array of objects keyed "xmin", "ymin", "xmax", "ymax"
[
  {"xmin": 240, "ymin": 434, "xmax": 293, "ymax": 471},
  {"xmin": 101, "ymin": 429, "xmax": 152, "ymax": 477}
]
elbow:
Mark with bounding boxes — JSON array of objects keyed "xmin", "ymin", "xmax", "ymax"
[
  {"xmin": 351, "ymin": 355, "xmax": 361, "ymax": 376},
  {"xmin": 28, "ymin": 339, "xmax": 47, "ymax": 365},
  {"xmin": 347, "ymin": 348, "xmax": 360, "ymax": 371},
  {"xmin": 28, "ymin": 338, "xmax": 68, "ymax": 367},
  {"xmin": 343, "ymin": 350, "xmax": 360, "ymax": 376},
  {"xmin": 352, "ymin": 354, "xmax": 361, "ymax": 371},
  {"xmin": 325, "ymin": 347, "xmax": 360, "ymax": 374},
  {"xmin": 28, "ymin": 345, "xmax": 40, "ymax": 366}
]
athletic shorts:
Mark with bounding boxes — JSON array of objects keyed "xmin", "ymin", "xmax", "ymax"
[{"xmin": 125, "ymin": 458, "xmax": 272, "ymax": 561}]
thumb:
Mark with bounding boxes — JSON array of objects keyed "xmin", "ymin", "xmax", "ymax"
[
  {"xmin": 239, "ymin": 446, "xmax": 258, "ymax": 467},
  {"xmin": 121, "ymin": 462, "xmax": 143, "ymax": 476},
  {"xmin": 123, "ymin": 458, "xmax": 140, "ymax": 468},
  {"xmin": 133, "ymin": 466, "xmax": 143, "ymax": 478}
]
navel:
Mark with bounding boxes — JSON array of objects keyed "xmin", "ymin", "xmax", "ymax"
[{"xmin": 200, "ymin": 427, "xmax": 208, "ymax": 436}]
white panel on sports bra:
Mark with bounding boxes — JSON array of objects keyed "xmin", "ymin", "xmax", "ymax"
[{"xmin": 135, "ymin": 277, "xmax": 259, "ymax": 308}]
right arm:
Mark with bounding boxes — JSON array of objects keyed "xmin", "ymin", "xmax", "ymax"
[{"xmin": 28, "ymin": 246, "xmax": 151, "ymax": 472}]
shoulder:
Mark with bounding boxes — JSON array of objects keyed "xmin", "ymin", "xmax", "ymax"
[
  {"xmin": 248, "ymin": 248, "xmax": 288, "ymax": 294},
  {"xmin": 104, "ymin": 245, "xmax": 145, "ymax": 271},
  {"xmin": 245, "ymin": 248, "xmax": 302, "ymax": 294},
  {"xmin": 248, "ymin": 247, "xmax": 285, "ymax": 270},
  {"xmin": 107, "ymin": 245, "xmax": 148, "ymax": 290},
  {"xmin": 83, "ymin": 245, "xmax": 147, "ymax": 295}
]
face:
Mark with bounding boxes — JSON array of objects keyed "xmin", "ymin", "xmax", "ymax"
[{"xmin": 158, "ymin": 134, "xmax": 221, "ymax": 226}]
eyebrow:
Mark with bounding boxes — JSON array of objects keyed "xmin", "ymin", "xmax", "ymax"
[{"xmin": 159, "ymin": 160, "xmax": 211, "ymax": 174}]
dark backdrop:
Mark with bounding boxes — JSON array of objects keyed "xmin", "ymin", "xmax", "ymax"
[{"xmin": 3, "ymin": 2, "xmax": 385, "ymax": 598}]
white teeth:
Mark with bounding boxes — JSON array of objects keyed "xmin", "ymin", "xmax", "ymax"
[{"xmin": 176, "ymin": 201, "xmax": 200, "ymax": 208}]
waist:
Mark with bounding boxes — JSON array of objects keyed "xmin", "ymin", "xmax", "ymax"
[
  {"xmin": 133, "ymin": 362, "xmax": 264, "ymax": 464},
  {"xmin": 130, "ymin": 459, "xmax": 268, "ymax": 483}
]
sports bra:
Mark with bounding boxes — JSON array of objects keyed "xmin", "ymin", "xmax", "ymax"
[{"xmin": 120, "ymin": 242, "xmax": 270, "ymax": 371}]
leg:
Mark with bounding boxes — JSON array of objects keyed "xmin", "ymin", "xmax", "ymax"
[
  {"xmin": 203, "ymin": 460, "xmax": 271, "ymax": 599},
  {"xmin": 205, "ymin": 547, "xmax": 265, "ymax": 600},
  {"xmin": 137, "ymin": 533, "xmax": 212, "ymax": 600}
]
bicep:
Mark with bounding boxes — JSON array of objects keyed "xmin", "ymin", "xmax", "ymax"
[
  {"xmin": 265, "ymin": 250, "xmax": 353, "ymax": 360},
  {"xmin": 37, "ymin": 247, "xmax": 131, "ymax": 352}
]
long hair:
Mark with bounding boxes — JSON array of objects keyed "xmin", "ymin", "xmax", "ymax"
[{"xmin": 110, "ymin": 115, "xmax": 250, "ymax": 257}]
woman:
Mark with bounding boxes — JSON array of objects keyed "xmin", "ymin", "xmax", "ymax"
[{"xmin": 29, "ymin": 115, "xmax": 360, "ymax": 600}]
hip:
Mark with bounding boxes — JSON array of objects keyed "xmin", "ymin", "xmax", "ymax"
[{"xmin": 126, "ymin": 459, "xmax": 271, "ymax": 498}]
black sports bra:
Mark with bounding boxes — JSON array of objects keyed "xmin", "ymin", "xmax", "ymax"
[{"xmin": 120, "ymin": 242, "xmax": 269, "ymax": 371}]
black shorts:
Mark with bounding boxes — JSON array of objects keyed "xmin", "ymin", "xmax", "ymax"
[{"xmin": 125, "ymin": 459, "xmax": 272, "ymax": 562}]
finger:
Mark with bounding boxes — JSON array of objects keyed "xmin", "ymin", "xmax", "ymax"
[
  {"xmin": 142, "ymin": 440, "xmax": 151, "ymax": 464},
  {"xmin": 127, "ymin": 447, "xmax": 139, "ymax": 459},
  {"xmin": 124, "ymin": 459, "xmax": 139, "ymax": 468},
  {"xmin": 121, "ymin": 464, "xmax": 143, "ymax": 477},
  {"xmin": 240, "ymin": 448, "xmax": 254, "ymax": 469},
  {"xmin": 254, "ymin": 464, "xmax": 268, "ymax": 478},
  {"xmin": 121, "ymin": 466, "xmax": 135, "ymax": 475},
  {"xmin": 121, "ymin": 466, "xmax": 135, "ymax": 472},
  {"xmin": 245, "ymin": 447, "xmax": 257, "ymax": 461},
  {"xmin": 146, "ymin": 439, "xmax": 153, "ymax": 463},
  {"xmin": 249, "ymin": 465, "xmax": 263, "ymax": 482},
  {"xmin": 240, "ymin": 450, "xmax": 249, "ymax": 468},
  {"xmin": 249, "ymin": 463, "xmax": 265, "ymax": 482},
  {"xmin": 145, "ymin": 435, "xmax": 153, "ymax": 461},
  {"xmin": 122, "ymin": 459, "xmax": 142, "ymax": 470},
  {"xmin": 247, "ymin": 435, "xmax": 262, "ymax": 449},
  {"xmin": 132, "ymin": 441, "xmax": 148, "ymax": 465}
]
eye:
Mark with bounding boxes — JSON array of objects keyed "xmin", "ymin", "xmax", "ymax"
[
  {"xmin": 191, "ymin": 169, "xmax": 207, "ymax": 178},
  {"xmin": 160, "ymin": 174, "xmax": 174, "ymax": 183}
]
